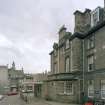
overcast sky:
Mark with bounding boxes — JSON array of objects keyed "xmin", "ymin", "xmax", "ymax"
[{"xmin": 0, "ymin": 0, "xmax": 103, "ymax": 73}]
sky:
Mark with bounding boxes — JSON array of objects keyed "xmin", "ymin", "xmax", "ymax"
[{"xmin": 0, "ymin": 0, "xmax": 104, "ymax": 73}]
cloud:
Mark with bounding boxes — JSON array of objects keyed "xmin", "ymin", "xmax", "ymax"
[
  {"xmin": 0, "ymin": 34, "xmax": 12, "ymax": 47},
  {"xmin": 0, "ymin": 0, "xmax": 103, "ymax": 73}
]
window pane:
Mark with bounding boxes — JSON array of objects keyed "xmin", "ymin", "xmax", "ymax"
[
  {"xmin": 101, "ymin": 80, "xmax": 105, "ymax": 99},
  {"xmin": 91, "ymin": 7, "xmax": 99, "ymax": 27},
  {"xmin": 88, "ymin": 80, "xmax": 94, "ymax": 97},
  {"xmin": 64, "ymin": 81, "xmax": 73, "ymax": 94},
  {"xmin": 87, "ymin": 36, "xmax": 94, "ymax": 49},
  {"xmin": 88, "ymin": 55, "xmax": 94, "ymax": 71}
]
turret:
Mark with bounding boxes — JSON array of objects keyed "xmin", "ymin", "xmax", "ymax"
[{"xmin": 12, "ymin": 61, "xmax": 15, "ymax": 70}]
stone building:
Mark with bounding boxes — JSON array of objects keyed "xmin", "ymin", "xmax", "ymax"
[
  {"xmin": 45, "ymin": 1, "xmax": 105, "ymax": 103},
  {"xmin": 0, "ymin": 62, "xmax": 24, "ymax": 94},
  {"xmin": 83, "ymin": 9, "xmax": 105, "ymax": 101},
  {"xmin": 74, "ymin": 5, "xmax": 105, "ymax": 102},
  {"xmin": 47, "ymin": 25, "xmax": 82, "ymax": 103},
  {"xmin": 0, "ymin": 65, "xmax": 9, "ymax": 94},
  {"xmin": 20, "ymin": 73, "xmax": 35, "ymax": 100},
  {"xmin": 32, "ymin": 73, "xmax": 47, "ymax": 97},
  {"xmin": 20, "ymin": 73, "xmax": 47, "ymax": 99},
  {"xmin": 8, "ymin": 62, "xmax": 24, "ymax": 92},
  {"xmin": 21, "ymin": 73, "xmax": 34, "ymax": 92}
]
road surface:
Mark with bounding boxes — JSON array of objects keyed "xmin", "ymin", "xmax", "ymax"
[
  {"xmin": 0, "ymin": 95, "xmax": 25, "ymax": 105},
  {"xmin": 0, "ymin": 95, "xmax": 76, "ymax": 105}
]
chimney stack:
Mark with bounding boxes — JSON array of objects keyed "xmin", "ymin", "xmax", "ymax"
[
  {"xmin": 74, "ymin": 9, "xmax": 91, "ymax": 33},
  {"xmin": 58, "ymin": 25, "xmax": 67, "ymax": 40}
]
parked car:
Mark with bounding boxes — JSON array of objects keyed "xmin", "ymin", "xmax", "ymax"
[
  {"xmin": 7, "ymin": 92, "xmax": 18, "ymax": 96},
  {"xmin": 0, "ymin": 95, "xmax": 4, "ymax": 100}
]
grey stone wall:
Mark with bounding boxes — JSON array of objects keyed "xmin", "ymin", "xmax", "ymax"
[
  {"xmin": 45, "ymin": 81, "xmax": 80, "ymax": 103},
  {"xmin": 84, "ymin": 25, "xmax": 105, "ymax": 100},
  {"xmin": 72, "ymin": 38, "xmax": 83, "ymax": 72},
  {"xmin": 94, "ymin": 26, "xmax": 105, "ymax": 70},
  {"xmin": 84, "ymin": 26, "xmax": 105, "ymax": 71},
  {"xmin": 59, "ymin": 46, "xmax": 65, "ymax": 73}
]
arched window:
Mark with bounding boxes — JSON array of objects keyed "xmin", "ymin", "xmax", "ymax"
[{"xmin": 65, "ymin": 57, "xmax": 70, "ymax": 72}]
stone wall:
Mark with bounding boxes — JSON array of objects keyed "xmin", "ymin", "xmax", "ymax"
[{"xmin": 72, "ymin": 38, "xmax": 83, "ymax": 72}]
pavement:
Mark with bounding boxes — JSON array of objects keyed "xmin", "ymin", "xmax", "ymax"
[
  {"xmin": 41, "ymin": 100, "xmax": 79, "ymax": 105},
  {"xmin": 0, "ymin": 95, "xmax": 80, "ymax": 105},
  {"xmin": 25, "ymin": 97, "xmax": 80, "ymax": 105},
  {"xmin": 0, "ymin": 95, "xmax": 26, "ymax": 105}
]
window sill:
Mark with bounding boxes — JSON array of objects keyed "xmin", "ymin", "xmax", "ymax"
[
  {"xmin": 88, "ymin": 70, "xmax": 94, "ymax": 72},
  {"xmin": 87, "ymin": 47, "xmax": 95, "ymax": 51},
  {"xmin": 65, "ymin": 48, "xmax": 70, "ymax": 50},
  {"xmin": 88, "ymin": 95, "xmax": 94, "ymax": 98},
  {"xmin": 101, "ymin": 97, "xmax": 105, "ymax": 99},
  {"xmin": 57, "ymin": 93, "xmax": 73, "ymax": 96}
]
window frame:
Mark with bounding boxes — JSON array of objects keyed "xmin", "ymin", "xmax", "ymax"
[
  {"xmin": 26, "ymin": 85, "xmax": 33, "ymax": 91},
  {"xmin": 91, "ymin": 7, "xmax": 100, "ymax": 27},
  {"xmin": 87, "ymin": 54, "xmax": 94, "ymax": 72},
  {"xmin": 87, "ymin": 35, "xmax": 95, "ymax": 50},
  {"xmin": 64, "ymin": 81, "xmax": 73, "ymax": 95},
  {"xmin": 101, "ymin": 80, "xmax": 105, "ymax": 99},
  {"xmin": 88, "ymin": 80, "xmax": 94, "ymax": 98}
]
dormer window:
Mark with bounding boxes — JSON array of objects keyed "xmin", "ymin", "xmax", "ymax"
[
  {"xmin": 91, "ymin": 7, "xmax": 100, "ymax": 27},
  {"xmin": 65, "ymin": 39, "xmax": 70, "ymax": 49}
]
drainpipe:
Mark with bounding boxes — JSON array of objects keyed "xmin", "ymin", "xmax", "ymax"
[
  {"xmin": 58, "ymin": 47, "xmax": 59, "ymax": 73},
  {"xmin": 70, "ymin": 41, "xmax": 72, "ymax": 71},
  {"xmin": 83, "ymin": 40, "xmax": 85, "ymax": 92}
]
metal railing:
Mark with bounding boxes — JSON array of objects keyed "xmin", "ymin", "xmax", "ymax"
[
  {"xmin": 101, "ymin": 90, "xmax": 105, "ymax": 99},
  {"xmin": 93, "ymin": 90, "xmax": 105, "ymax": 105},
  {"xmin": 94, "ymin": 100, "xmax": 105, "ymax": 105}
]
